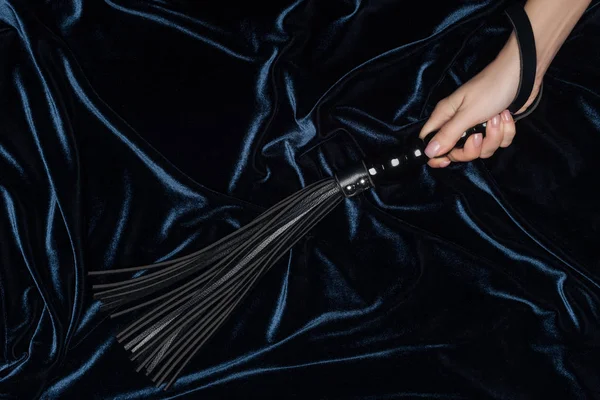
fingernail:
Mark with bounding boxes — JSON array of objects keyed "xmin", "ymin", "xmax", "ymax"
[
  {"xmin": 501, "ymin": 110, "xmax": 512, "ymax": 122},
  {"xmin": 491, "ymin": 115, "xmax": 500, "ymax": 128},
  {"xmin": 425, "ymin": 140, "xmax": 440, "ymax": 158},
  {"xmin": 473, "ymin": 133, "xmax": 482, "ymax": 147},
  {"xmin": 439, "ymin": 159, "xmax": 451, "ymax": 168}
]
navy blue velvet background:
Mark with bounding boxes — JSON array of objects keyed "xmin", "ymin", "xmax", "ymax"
[{"xmin": 1, "ymin": 0, "xmax": 600, "ymax": 398}]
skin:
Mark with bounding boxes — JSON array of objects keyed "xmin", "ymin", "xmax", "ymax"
[{"xmin": 419, "ymin": 0, "xmax": 593, "ymax": 168}]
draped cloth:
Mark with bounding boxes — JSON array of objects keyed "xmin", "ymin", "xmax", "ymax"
[{"xmin": 1, "ymin": 0, "xmax": 600, "ymax": 398}]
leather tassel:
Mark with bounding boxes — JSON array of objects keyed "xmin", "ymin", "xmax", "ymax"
[
  {"xmin": 91, "ymin": 176, "xmax": 347, "ymax": 388},
  {"xmin": 88, "ymin": 126, "xmax": 489, "ymax": 390}
]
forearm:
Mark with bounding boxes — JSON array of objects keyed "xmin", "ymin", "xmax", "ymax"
[
  {"xmin": 498, "ymin": 0, "xmax": 591, "ymax": 83},
  {"xmin": 525, "ymin": 0, "xmax": 591, "ymax": 78}
]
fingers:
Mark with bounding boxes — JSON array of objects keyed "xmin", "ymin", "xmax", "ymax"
[
  {"xmin": 499, "ymin": 110, "xmax": 516, "ymax": 147},
  {"xmin": 427, "ymin": 132, "xmax": 483, "ymax": 168},
  {"xmin": 428, "ymin": 157, "xmax": 452, "ymax": 168},
  {"xmin": 447, "ymin": 132, "xmax": 484, "ymax": 162},
  {"xmin": 419, "ymin": 94, "xmax": 518, "ymax": 168},
  {"xmin": 480, "ymin": 115, "xmax": 503, "ymax": 158},
  {"xmin": 431, "ymin": 111, "xmax": 516, "ymax": 168}
]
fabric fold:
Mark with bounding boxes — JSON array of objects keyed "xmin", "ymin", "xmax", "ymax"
[{"xmin": 1, "ymin": 0, "xmax": 600, "ymax": 398}]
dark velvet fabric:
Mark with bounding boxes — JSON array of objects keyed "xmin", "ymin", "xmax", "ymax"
[{"xmin": 2, "ymin": 0, "xmax": 600, "ymax": 398}]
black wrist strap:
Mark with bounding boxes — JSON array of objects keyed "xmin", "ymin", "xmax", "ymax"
[{"xmin": 504, "ymin": 3, "xmax": 538, "ymax": 114}]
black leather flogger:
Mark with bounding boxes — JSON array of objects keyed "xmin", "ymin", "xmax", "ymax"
[
  {"xmin": 89, "ymin": 3, "xmax": 541, "ymax": 391},
  {"xmin": 338, "ymin": 3, "xmax": 542, "ymax": 193}
]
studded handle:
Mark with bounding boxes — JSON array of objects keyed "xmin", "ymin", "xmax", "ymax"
[
  {"xmin": 363, "ymin": 122, "xmax": 487, "ymax": 185},
  {"xmin": 423, "ymin": 122, "xmax": 488, "ymax": 154}
]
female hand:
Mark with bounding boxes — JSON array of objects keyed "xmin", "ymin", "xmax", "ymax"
[
  {"xmin": 418, "ymin": 35, "xmax": 541, "ymax": 168},
  {"xmin": 419, "ymin": 0, "xmax": 591, "ymax": 168}
]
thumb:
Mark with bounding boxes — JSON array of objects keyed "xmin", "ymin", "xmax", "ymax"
[
  {"xmin": 418, "ymin": 97, "xmax": 459, "ymax": 142},
  {"xmin": 421, "ymin": 104, "xmax": 482, "ymax": 159}
]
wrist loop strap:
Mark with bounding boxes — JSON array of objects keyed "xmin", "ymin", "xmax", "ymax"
[{"xmin": 504, "ymin": 3, "xmax": 539, "ymax": 114}]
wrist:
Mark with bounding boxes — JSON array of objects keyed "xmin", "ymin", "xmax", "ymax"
[{"xmin": 492, "ymin": 0, "xmax": 591, "ymax": 108}]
